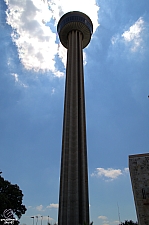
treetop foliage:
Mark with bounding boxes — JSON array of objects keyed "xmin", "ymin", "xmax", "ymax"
[
  {"xmin": 0, "ymin": 173, "xmax": 27, "ymax": 221},
  {"xmin": 120, "ymin": 220, "xmax": 138, "ymax": 225}
]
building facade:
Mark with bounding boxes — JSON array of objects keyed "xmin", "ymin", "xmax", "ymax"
[
  {"xmin": 57, "ymin": 12, "xmax": 93, "ymax": 225},
  {"xmin": 129, "ymin": 153, "xmax": 149, "ymax": 225}
]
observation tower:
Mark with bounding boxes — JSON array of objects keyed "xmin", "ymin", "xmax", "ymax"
[{"xmin": 57, "ymin": 11, "xmax": 93, "ymax": 225}]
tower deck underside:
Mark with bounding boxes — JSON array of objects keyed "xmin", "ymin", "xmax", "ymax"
[
  {"xmin": 57, "ymin": 11, "xmax": 93, "ymax": 49},
  {"xmin": 58, "ymin": 30, "xmax": 89, "ymax": 225}
]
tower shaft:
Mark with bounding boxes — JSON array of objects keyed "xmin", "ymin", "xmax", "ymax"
[{"xmin": 58, "ymin": 30, "xmax": 89, "ymax": 225}]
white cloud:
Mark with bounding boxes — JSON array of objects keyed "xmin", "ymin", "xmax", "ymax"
[
  {"xmin": 5, "ymin": 0, "xmax": 59, "ymax": 74},
  {"xmin": 36, "ymin": 205, "xmax": 44, "ymax": 211},
  {"xmin": 11, "ymin": 73, "xmax": 28, "ymax": 87},
  {"xmin": 112, "ymin": 221, "xmax": 120, "ymax": 225},
  {"xmin": 51, "ymin": 87, "xmax": 55, "ymax": 95},
  {"xmin": 122, "ymin": 17, "xmax": 144, "ymax": 51},
  {"xmin": 91, "ymin": 168, "xmax": 122, "ymax": 180},
  {"xmin": 4, "ymin": 0, "xmax": 99, "ymax": 74},
  {"xmin": 98, "ymin": 216, "xmax": 120, "ymax": 225},
  {"xmin": 111, "ymin": 34, "xmax": 120, "ymax": 45},
  {"xmin": 47, "ymin": 203, "xmax": 59, "ymax": 209},
  {"xmin": 49, "ymin": 0, "xmax": 99, "ymax": 33},
  {"xmin": 11, "ymin": 73, "xmax": 19, "ymax": 82},
  {"xmin": 91, "ymin": 167, "xmax": 129, "ymax": 181},
  {"xmin": 124, "ymin": 167, "xmax": 129, "ymax": 173},
  {"xmin": 98, "ymin": 216, "xmax": 108, "ymax": 220}
]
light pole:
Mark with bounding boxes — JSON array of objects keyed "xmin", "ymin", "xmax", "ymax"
[
  {"xmin": 36, "ymin": 216, "xmax": 38, "ymax": 225},
  {"xmin": 41, "ymin": 216, "xmax": 43, "ymax": 225},
  {"xmin": 31, "ymin": 216, "xmax": 34, "ymax": 225}
]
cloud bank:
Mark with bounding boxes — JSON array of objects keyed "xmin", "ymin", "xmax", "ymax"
[
  {"xmin": 98, "ymin": 215, "xmax": 119, "ymax": 225},
  {"xmin": 4, "ymin": 0, "xmax": 99, "ymax": 75},
  {"xmin": 122, "ymin": 17, "xmax": 144, "ymax": 51},
  {"xmin": 36, "ymin": 204, "xmax": 44, "ymax": 211},
  {"xmin": 98, "ymin": 216, "xmax": 108, "ymax": 220},
  {"xmin": 111, "ymin": 17, "xmax": 145, "ymax": 53},
  {"xmin": 47, "ymin": 203, "xmax": 59, "ymax": 209},
  {"xmin": 35, "ymin": 203, "xmax": 58, "ymax": 211},
  {"xmin": 91, "ymin": 167, "xmax": 129, "ymax": 181}
]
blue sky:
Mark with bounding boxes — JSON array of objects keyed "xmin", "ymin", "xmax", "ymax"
[{"xmin": 0, "ymin": 0, "xmax": 149, "ymax": 225}]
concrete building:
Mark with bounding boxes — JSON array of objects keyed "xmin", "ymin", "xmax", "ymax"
[
  {"xmin": 129, "ymin": 153, "xmax": 149, "ymax": 225},
  {"xmin": 57, "ymin": 11, "xmax": 93, "ymax": 225}
]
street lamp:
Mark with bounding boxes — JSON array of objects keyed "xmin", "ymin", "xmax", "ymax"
[
  {"xmin": 31, "ymin": 216, "xmax": 34, "ymax": 225},
  {"xmin": 36, "ymin": 216, "xmax": 38, "ymax": 225},
  {"xmin": 41, "ymin": 216, "xmax": 43, "ymax": 225}
]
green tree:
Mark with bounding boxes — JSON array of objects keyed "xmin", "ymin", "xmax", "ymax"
[
  {"xmin": 120, "ymin": 220, "xmax": 138, "ymax": 225},
  {"xmin": 0, "ymin": 173, "xmax": 27, "ymax": 221}
]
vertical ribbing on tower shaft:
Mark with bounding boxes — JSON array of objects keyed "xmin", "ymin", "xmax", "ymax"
[{"xmin": 57, "ymin": 11, "xmax": 93, "ymax": 225}]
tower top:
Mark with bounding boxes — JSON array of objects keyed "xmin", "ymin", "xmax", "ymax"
[{"xmin": 57, "ymin": 11, "xmax": 93, "ymax": 49}]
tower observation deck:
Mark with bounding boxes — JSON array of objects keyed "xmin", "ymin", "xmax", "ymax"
[{"xmin": 57, "ymin": 11, "xmax": 93, "ymax": 225}]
